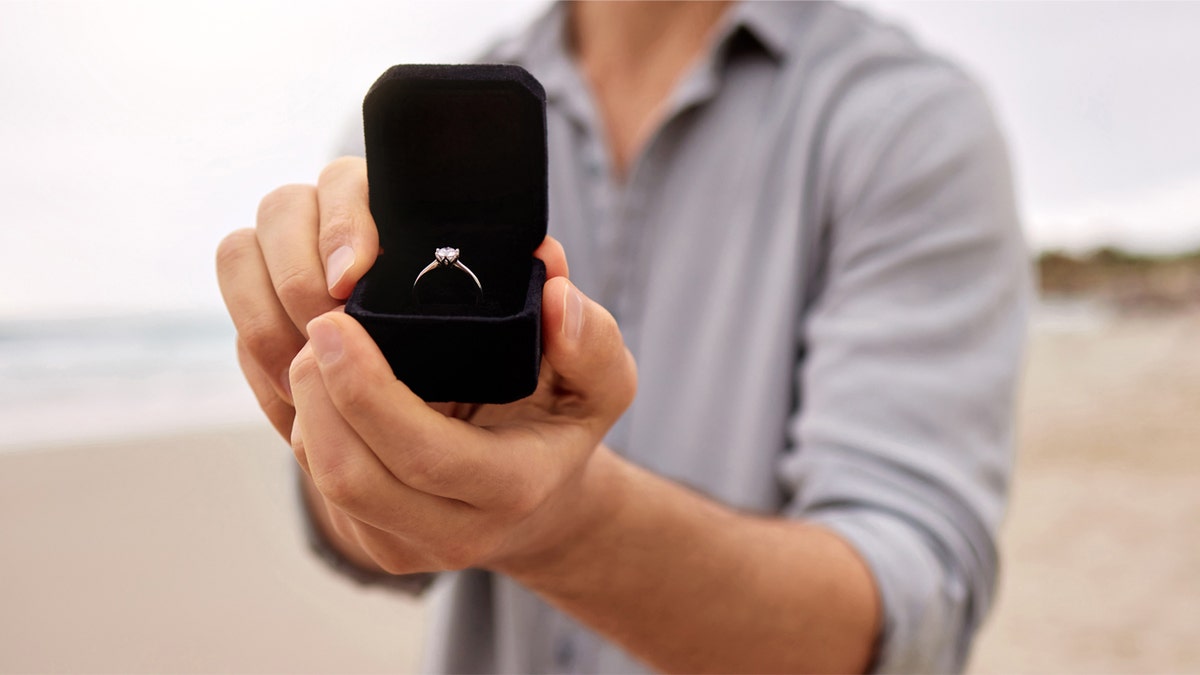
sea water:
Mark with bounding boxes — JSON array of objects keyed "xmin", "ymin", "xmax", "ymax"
[
  {"xmin": 0, "ymin": 312, "xmax": 260, "ymax": 451},
  {"xmin": 0, "ymin": 298, "xmax": 1111, "ymax": 452}
]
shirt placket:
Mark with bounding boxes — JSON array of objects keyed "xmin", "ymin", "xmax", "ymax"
[{"xmin": 539, "ymin": 22, "xmax": 738, "ymax": 675}]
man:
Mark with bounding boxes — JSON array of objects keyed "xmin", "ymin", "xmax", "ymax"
[{"xmin": 217, "ymin": 1, "xmax": 1030, "ymax": 672}]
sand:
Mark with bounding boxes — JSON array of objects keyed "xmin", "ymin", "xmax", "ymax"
[
  {"xmin": 969, "ymin": 309, "xmax": 1200, "ymax": 673},
  {"xmin": 2, "ymin": 310, "xmax": 1198, "ymax": 673},
  {"xmin": 0, "ymin": 428, "xmax": 427, "ymax": 673}
]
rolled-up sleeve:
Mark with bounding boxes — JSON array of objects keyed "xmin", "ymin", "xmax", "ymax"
[{"xmin": 780, "ymin": 71, "xmax": 1032, "ymax": 673}]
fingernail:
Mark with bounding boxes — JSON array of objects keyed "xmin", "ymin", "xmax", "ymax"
[
  {"xmin": 307, "ymin": 318, "xmax": 344, "ymax": 365},
  {"xmin": 325, "ymin": 245, "xmax": 355, "ymax": 291},
  {"xmin": 563, "ymin": 283, "xmax": 585, "ymax": 341}
]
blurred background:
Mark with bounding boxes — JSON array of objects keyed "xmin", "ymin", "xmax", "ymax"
[{"xmin": 1, "ymin": 1, "xmax": 1197, "ymax": 672}]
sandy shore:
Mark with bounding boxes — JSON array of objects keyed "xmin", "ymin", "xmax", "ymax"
[
  {"xmin": 2, "ymin": 310, "xmax": 1198, "ymax": 673},
  {"xmin": 0, "ymin": 427, "xmax": 427, "ymax": 673},
  {"xmin": 969, "ymin": 309, "xmax": 1200, "ymax": 673}
]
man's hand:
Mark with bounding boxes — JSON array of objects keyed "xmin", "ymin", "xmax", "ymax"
[
  {"xmin": 289, "ymin": 270, "xmax": 635, "ymax": 571},
  {"xmin": 216, "ymin": 156, "xmax": 637, "ymax": 574},
  {"xmin": 216, "ymin": 157, "xmax": 381, "ymax": 441}
]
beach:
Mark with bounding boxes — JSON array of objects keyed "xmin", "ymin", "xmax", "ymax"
[
  {"xmin": 971, "ymin": 307, "xmax": 1200, "ymax": 673},
  {"xmin": 0, "ymin": 426, "xmax": 427, "ymax": 673},
  {"xmin": 2, "ymin": 308, "xmax": 1198, "ymax": 673}
]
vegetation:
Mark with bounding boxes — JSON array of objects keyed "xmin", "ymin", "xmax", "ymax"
[{"xmin": 1037, "ymin": 247, "xmax": 1200, "ymax": 310}]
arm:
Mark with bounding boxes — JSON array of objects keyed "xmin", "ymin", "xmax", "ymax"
[
  {"xmin": 498, "ymin": 448, "xmax": 881, "ymax": 673},
  {"xmin": 282, "ymin": 291, "xmax": 875, "ymax": 674},
  {"xmin": 784, "ymin": 74, "xmax": 1031, "ymax": 672},
  {"xmin": 497, "ymin": 72, "xmax": 1028, "ymax": 673},
  {"xmin": 215, "ymin": 163, "xmax": 875, "ymax": 670}
]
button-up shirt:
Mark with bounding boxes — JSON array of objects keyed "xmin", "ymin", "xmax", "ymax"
[{"xmin": 323, "ymin": 2, "xmax": 1031, "ymax": 672}]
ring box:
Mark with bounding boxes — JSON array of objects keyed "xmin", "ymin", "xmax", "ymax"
[{"xmin": 346, "ymin": 65, "xmax": 547, "ymax": 403}]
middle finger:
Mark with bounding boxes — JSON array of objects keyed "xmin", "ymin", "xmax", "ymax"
[{"xmin": 256, "ymin": 184, "xmax": 338, "ymax": 335}]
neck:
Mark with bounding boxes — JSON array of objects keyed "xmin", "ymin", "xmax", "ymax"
[
  {"xmin": 568, "ymin": 1, "xmax": 733, "ymax": 178},
  {"xmin": 570, "ymin": 1, "xmax": 732, "ymax": 74}
]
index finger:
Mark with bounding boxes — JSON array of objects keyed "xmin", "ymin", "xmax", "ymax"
[{"xmin": 316, "ymin": 157, "xmax": 380, "ymax": 300}]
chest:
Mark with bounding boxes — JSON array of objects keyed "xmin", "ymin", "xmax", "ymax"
[{"xmin": 542, "ymin": 59, "xmax": 828, "ymax": 509}]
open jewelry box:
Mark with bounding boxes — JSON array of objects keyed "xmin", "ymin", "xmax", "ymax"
[{"xmin": 346, "ymin": 64, "xmax": 547, "ymax": 403}]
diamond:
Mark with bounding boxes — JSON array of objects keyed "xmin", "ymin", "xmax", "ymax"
[{"xmin": 434, "ymin": 247, "xmax": 459, "ymax": 265}]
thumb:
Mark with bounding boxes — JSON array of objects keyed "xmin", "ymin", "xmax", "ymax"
[{"xmin": 541, "ymin": 277, "xmax": 637, "ymax": 422}]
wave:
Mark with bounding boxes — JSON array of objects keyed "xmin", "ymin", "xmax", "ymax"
[{"xmin": 0, "ymin": 312, "xmax": 262, "ymax": 451}]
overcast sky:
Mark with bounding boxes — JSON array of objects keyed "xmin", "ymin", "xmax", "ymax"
[{"xmin": 1, "ymin": 1, "xmax": 1198, "ymax": 320}]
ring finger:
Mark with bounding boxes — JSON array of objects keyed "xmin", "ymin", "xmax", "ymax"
[{"xmin": 216, "ymin": 228, "xmax": 306, "ymax": 404}]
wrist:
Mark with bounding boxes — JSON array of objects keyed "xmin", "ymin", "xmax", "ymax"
[{"xmin": 490, "ymin": 444, "xmax": 635, "ymax": 587}]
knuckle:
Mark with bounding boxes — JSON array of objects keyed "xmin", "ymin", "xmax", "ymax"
[
  {"xmin": 215, "ymin": 229, "xmax": 258, "ymax": 274},
  {"xmin": 318, "ymin": 203, "xmax": 362, "ymax": 251},
  {"xmin": 327, "ymin": 509, "xmax": 358, "ymax": 544},
  {"xmin": 273, "ymin": 263, "xmax": 324, "ymax": 314},
  {"xmin": 256, "ymin": 184, "xmax": 313, "ymax": 226},
  {"xmin": 312, "ymin": 460, "xmax": 367, "ymax": 508},
  {"xmin": 317, "ymin": 156, "xmax": 363, "ymax": 185},
  {"xmin": 324, "ymin": 371, "xmax": 369, "ymax": 413},
  {"xmin": 288, "ymin": 349, "xmax": 320, "ymax": 389},
  {"xmin": 239, "ymin": 316, "xmax": 291, "ymax": 371},
  {"xmin": 404, "ymin": 450, "xmax": 457, "ymax": 494}
]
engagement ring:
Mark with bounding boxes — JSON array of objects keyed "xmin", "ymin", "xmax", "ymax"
[{"xmin": 412, "ymin": 246, "xmax": 483, "ymax": 302}]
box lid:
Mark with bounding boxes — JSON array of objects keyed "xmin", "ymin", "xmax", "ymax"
[{"xmin": 363, "ymin": 64, "xmax": 548, "ymax": 267}]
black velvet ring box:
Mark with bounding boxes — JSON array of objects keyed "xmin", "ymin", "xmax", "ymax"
[{"xmin": 346, "ymin": 64, "xmax": 548, "ymax": 403}]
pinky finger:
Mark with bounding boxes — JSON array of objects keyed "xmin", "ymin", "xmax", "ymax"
[
  {"xmin": 341, "ymin": 512, "xmax": 433, "ymax": 575},
  {"xmin": 323, "ymin": 502, "xmax": 418, "ymax": 574}
]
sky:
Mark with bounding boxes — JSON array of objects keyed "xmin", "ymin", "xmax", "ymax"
[{"xmin": 1, "ymin": 1, "xmax": 1198, "ymax": 320}]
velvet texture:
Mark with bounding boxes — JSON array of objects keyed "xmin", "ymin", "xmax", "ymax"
[{"xmin": 346, "ymin": 64, "xmax": 548, "ymax": 403}]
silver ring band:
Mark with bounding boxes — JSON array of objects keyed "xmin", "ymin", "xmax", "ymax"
[{"xmin": 413, "ymin": 246, "xmax": 482, "ymax": 295}]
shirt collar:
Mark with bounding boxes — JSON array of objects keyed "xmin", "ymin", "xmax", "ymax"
[
  {"xmin": 731, "ymin": 1, "xmax": 824, "ymax": 62},
  {"xmin": 488, "ymin": 2, "xmax": 823, "ymax": 125},
  {"xmin": 489, "ymin": 1, "xmax": 819, "ymax": 80},
  {"xmin": 481, "ymin": 2, "xmax": 579, "ymax": 123}
]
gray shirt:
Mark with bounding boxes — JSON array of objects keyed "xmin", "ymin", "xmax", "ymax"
[{"xmin": 322, "ymin": 2, "xmax": 1031, "ymax": 672}]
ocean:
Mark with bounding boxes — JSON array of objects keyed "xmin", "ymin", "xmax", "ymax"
[
  {"xmin": 0, "ymin": 312, "xmax": 260, "ymax": 451},
  {"xmin": 0, "ymin": 299, "xmax": 1111, "ymax": 453}
]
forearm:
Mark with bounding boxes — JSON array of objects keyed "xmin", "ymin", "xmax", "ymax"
[{"xmin": 497, "ymin": 447, "xmax": 881, "ymax": 674}]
